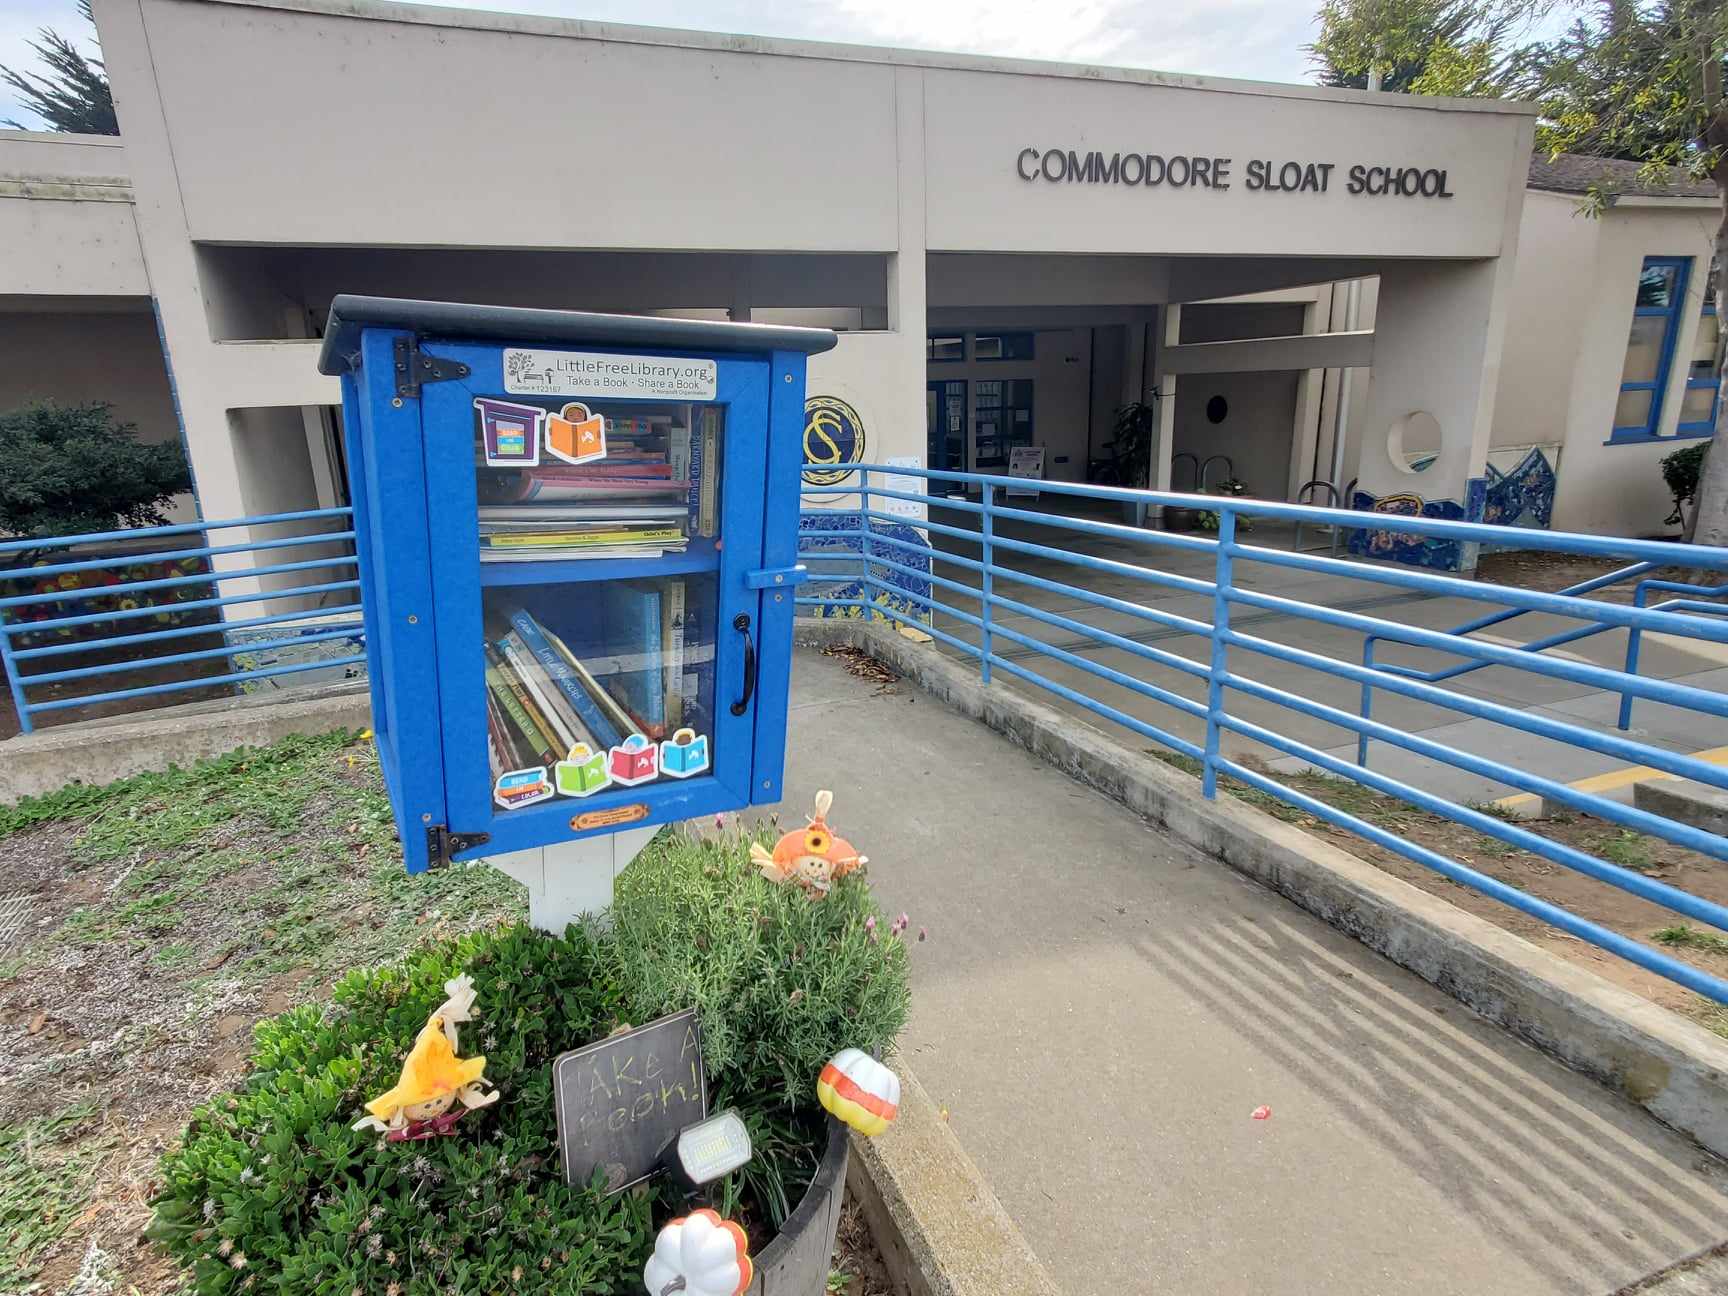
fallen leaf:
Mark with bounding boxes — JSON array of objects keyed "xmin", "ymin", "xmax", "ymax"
[
  {"xmin": 1250, "ymin": 1105, "xmax": 1272, "ymax": 1121},
  {"xmin": 28, "ymin": 1012, "xmax": 47, "ymax": 1035}
]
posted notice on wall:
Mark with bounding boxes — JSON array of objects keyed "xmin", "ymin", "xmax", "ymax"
[
  {"xmin": 881, "ymin": 455, "xmax": 927, "ymax": 522},
  {"xmin": 1006, "ymin": 446, "xmax": 1045, "ymax": 497},
  {"xmin": 504, "ymin": 348, "xmax": 718, "ymax": 400}
]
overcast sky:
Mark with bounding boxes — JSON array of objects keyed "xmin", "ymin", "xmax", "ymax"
[{"xmin": 1, "ymin": 0, "xmax": 1341, "ymax": 128}]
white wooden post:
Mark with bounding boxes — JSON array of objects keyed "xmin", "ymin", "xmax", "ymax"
[{"xmin": 485, "ymin": 825, "xmax": 658, "ymax": 932}]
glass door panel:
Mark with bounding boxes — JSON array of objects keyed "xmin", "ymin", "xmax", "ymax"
[{"xmin": 418, "ymin": 342, "xmax": 767, "ymax": 845}]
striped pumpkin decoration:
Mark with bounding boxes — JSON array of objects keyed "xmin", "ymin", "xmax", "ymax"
[{"xmin": 816, "ymin": 1049, "xmax": 900, "ymax": 1136}]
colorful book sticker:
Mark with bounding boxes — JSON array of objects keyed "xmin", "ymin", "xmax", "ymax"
[
  {"xmin": 475, "ymin": 397, "xmax": 545, "ymax": 467},
  {"xmin": 607, "ymin": 733, "xmax": 660, "ymax": 786},
  {"xmin": 494, "ymin": 766, "xmax": 554, "ymax": 810},
  {"xmin": 658, "ymin": 728, "xmax": 709, "ymax": 779},
  {"xmin": 554, "ymin": 742, "xmax": 613, "ymax": 798},
  {"xmin": 544, "ymin": 401, "xmax": 608, "ymax": 466}
]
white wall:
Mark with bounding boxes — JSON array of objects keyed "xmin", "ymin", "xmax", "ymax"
[
  {"xmin": 113, "ymin": 0, "xmax": 901, "ymax": 251},
  {"xmin": 1172, "ymin": 371, "xmax": 1301, "ymax": 499},
  {"xmin": 0, "ymin": 132, "xmax": 147, "ymax": 298},
  {"xmin": 1491, "ymin": 191, "xmax": 1597, "ymax": 451},
  {"xmin": 0, "ymin": 308, "xmax": 177, "ymax": 445},
  {"xmin": 1357, "ymin": 246, "xmax": 1525, "ymax": 533},
  {"xmin": 923, "ymin": 68, "xmax": 1533, "ymax": 258},
  {"xmin": 1549, "ymin": 201, "xmax": 1719, "ymax": 536}
]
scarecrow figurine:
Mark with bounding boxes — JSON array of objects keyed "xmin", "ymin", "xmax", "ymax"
[
  {"xmin": 352, "ymin": 975, "xmax": 499, "ymax": 1142},
  {"xmin": 751, "ymin": 789, "xmax": 867, "ymax": 899}
]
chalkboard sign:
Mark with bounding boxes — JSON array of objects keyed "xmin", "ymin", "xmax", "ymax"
[{"xmin": 553, "ymin": 1009, "xmax": 707, "ymax": 1192}]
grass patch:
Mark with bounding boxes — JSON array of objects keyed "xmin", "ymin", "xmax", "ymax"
[
  {"xmin": 1599, "ymin": 829, "xmax": 1655, "ymax": 873},
  {"xmin": 0, "ymin": 1104, "xmax": 117, "ymax": 1289},
  {"xmin": 1651, "ymin": 926, "xmax": 1728, "ymax": 956}
]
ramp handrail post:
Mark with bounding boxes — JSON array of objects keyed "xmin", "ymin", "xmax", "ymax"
[
  {"xmin": 859, "ymin": 468, "xmax": 878, "ymax": 624},
  {"xmin": 1358, "ymin": 637, "xmax": 1378, "ymax": 766},
  {"xmin": 1619, "ymin": 583, "xmax": 1648, "ymax": 732},
  {"xmin": 0, "ymin": 622, "xmax": 31, "ymax": 734},
  {"xmin": 980, "ymin": 481, "xmax": 995, "ymax": 685},
  {"xmin": 1203, "ymin": 509, "xmax": 1236, "ymax": 798}
]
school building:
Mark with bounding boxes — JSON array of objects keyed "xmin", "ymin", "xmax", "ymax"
[{"xmin": 0, "ymin": 0, "xmax": 1720, "ymax": 570}]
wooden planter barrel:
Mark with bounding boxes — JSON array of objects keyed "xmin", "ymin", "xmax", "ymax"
[{"xmin": 744, "ymin": 1116, "xmax": 849, "ymax": 1295}]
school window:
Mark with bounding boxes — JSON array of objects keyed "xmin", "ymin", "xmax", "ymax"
[
  {"xmin": 1612, "ymin": 256, "xmax": 1690, "ymax": 442},
  {"xmin": 1678, "ymin": 262, "xmax": 1721, "ymax": 438},
  {"xmin": 973, "ymin": 332, "xmax": 1035, "ymax": 362},
  {"xmin": 926, "ymin": 335, "xmax": 964, "ymax": 362}
]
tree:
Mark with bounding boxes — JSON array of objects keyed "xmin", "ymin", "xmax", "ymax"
[
  {"xmin": 1310, "ymin": 0, "xmax": 1545, "ymax": 96},
  {"xmin": 0, "ymin": 403, "xmax": 191, "ymax": 539},
  {"xmin": 1534, "ymin": 1, "xmax": 1727, "ymax": 547},
  {"xmin": 0, "ymin": 0, "xmax": 117, "ymax": 135}
]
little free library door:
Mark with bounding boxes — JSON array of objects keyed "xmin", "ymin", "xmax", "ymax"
[{"xmin": 322, "ymin": 298, "xmax": 835, "ymax": 872}]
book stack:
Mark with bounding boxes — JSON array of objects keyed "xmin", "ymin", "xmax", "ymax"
[
  {"xmin": 483, "ymin": 590, "xmax": 709, "ymax": 792},
  {"xmin": 475, "ymin": 408, "xmax": 720, "ymax": 562}
]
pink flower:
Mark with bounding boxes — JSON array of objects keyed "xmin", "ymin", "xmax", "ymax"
[
  {"xmin": 714, "ymin": 813, "xmax": 728, "ymax": 830},
  {"xmin": 864, "ymin": 915, "xmax": 877, "ymax": 931}
]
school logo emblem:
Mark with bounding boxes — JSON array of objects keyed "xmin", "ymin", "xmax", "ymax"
[{"xmin": 802, "ymin": 395, "xmax": 866, "ymax": 486}]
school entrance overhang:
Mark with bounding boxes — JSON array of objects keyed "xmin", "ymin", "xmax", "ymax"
[{"xmin": 923, "ymin": 250, "xmax": 1510, "ymax": 539}]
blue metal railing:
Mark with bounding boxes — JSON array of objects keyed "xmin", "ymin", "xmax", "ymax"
[
  {"xmin": 0, "ymin": 508, "xmax": 366, "ymax": 733},
  {"xmin": 797, "ymin": 464, "xmax": 1728, "ymax": 1004},
  {"xmin": 1359, "ymin": 562, "xmax": 1726, "ymax": 758}
]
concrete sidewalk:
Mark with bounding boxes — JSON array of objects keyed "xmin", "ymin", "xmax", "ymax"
[{"xmin": 767, "ymin": 645, "xmax": 1728, "ymax": 1296}]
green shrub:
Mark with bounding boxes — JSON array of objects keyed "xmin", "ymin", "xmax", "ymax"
[
  {"xmin": 0, "ymin": 401, "xmax": 190, "ymax": 538},
  {"xmin": 148, "ymin": 827, "xmax": 909, "ymax": 1295},
  {"xmin": 1661, "ymin": 440, "xmax": 1709, "ymax": 527}
]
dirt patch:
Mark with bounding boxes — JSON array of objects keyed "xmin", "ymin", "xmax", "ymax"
[
  {"xmin": 832, "ymin": 1196, "xmax": 896, "ymax": 1296},
  {"xmin": 1475, "ymin": 551, "xmax": 1706, "ymax": 602},
  {"xmin": 1177, "ymin": 753, "xmax": 1728, "ymax": 1036}
]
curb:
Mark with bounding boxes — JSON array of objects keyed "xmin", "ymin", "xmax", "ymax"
[
  {"xmin": 0, "ymin": 685, "xmax": 371, "ymax": 804},
  {"xmin": 797, "ymin": 618, "xmax": 1728, "ymax": 1159},
  {"xmin": 846, "ymin": 1059, "xmax": 1062, "ymax": 1296}
]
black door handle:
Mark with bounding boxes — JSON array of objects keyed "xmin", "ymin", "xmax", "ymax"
[{"xmin": 730, "ymin": 613, "xmax": 756, "ymax": 716}]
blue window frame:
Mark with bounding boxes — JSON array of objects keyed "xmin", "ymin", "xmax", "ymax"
[
  {"xmin": 1611, "ymin": 256, "xmax": 1690, "ymax": 443},
  {"xmin": 1678, "ymin": 292, "xmax": 1721, "ymax": 438}
]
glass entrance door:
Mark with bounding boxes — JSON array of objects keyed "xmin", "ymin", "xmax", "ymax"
[{"xmin": 926, "ymin": 380, "xmax": 966, "ymax": 475}]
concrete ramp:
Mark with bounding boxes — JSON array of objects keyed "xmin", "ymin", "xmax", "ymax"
[{"xmin": 769, "ymin": 645, "xmax": 1728, "ymax": 1296}]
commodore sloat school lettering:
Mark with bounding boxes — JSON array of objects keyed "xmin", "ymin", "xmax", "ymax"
[{"xmin": 1014, "ymin": 148, "xmax": 1454, "ymax": 199}]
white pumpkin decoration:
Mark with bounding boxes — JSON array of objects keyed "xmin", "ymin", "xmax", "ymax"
[{"xmin": 643, "ymin": 1208, "xmax": 753, "ymax": 1296}]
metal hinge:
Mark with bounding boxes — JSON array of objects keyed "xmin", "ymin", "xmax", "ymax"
[
  {"xmin": 394, "ymin": 336, "xmax": 470, "ymax": 400},
  {"xmin": 426, "ymin": 824, "xmax": 490, "ymax": 869}
]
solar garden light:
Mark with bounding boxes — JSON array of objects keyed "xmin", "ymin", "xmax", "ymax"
[{"xmin": 661, "ymin": 1108, "xmax": 752, "ymax": 1190}]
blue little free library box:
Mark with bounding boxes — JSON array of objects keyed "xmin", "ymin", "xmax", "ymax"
[{"xmin": 317, "ymin": 297, "xmax": 836, "ymax": 872}]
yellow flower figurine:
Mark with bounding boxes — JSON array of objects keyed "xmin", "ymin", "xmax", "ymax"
[{"xmin": 353, "ymin": 975, "xmax": 499, "ymax": 1141}]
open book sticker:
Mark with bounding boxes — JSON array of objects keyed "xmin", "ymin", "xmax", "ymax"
[
  {"xmin": 544, "ymin": 401, "xmax": 608, "ymax": 466},
  {"xmin": 475, "ymin": 397, "xmax": 545, "ymax": 467},
  {"xmin": 659, "ymin": 728, "xmax": 709, "ymax": 778},
  {"xmin": 554, "ymin": 742, "xmax": 613, "ymax": 797},
  {"xmin": 494, "ymin": 765, "xmax": 554, "ymax": 810},
  {"xmin": 608, "ymin": 733, "xmax": 660, "ymax": 786}
]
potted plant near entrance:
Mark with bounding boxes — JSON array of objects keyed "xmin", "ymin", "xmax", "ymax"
[{"xmin": 1104, "ymin": 400, "xmax": 1159, "ymax": 526}]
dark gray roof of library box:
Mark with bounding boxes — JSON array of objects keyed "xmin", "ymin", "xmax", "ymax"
[
  {"xmin": 1527, "ymin": 153, "xmax": 1717, "ymax": 200},
  {"xmin": 317, "ymin": 296, "xmax": 839, "ymax": 375}
]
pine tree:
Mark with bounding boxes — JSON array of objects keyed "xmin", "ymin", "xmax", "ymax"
[{"xmin": 1, "ymin": 0, "xmax": 118, "ymax": 136}]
